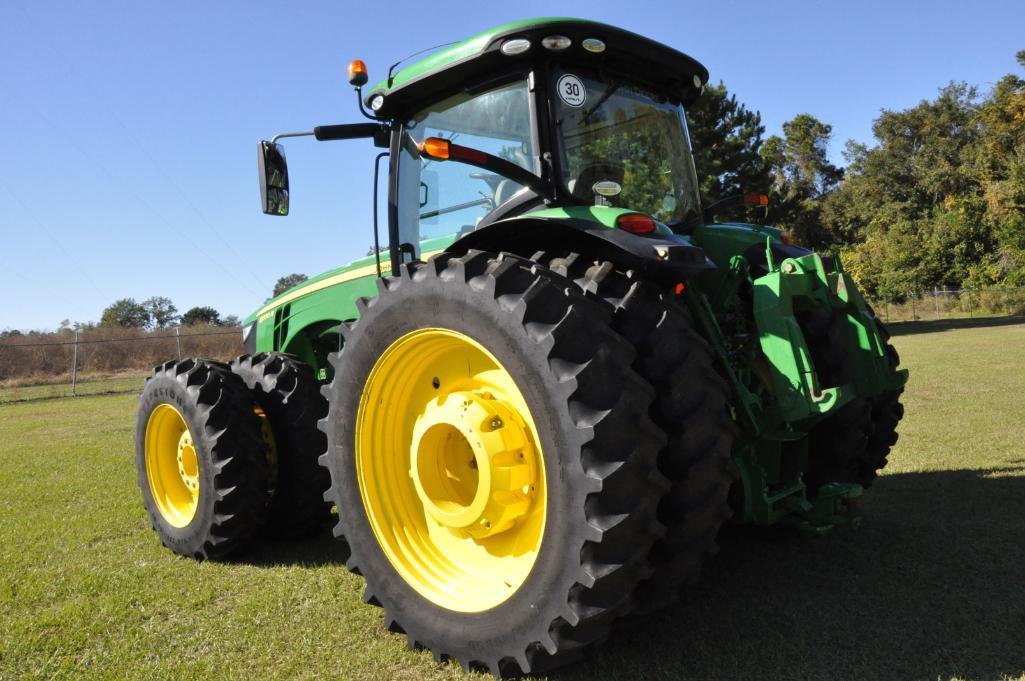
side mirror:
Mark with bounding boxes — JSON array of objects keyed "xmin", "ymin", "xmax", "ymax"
[{"xmin": 258, "ymin": 141, "xmax": 289, "ymax": 215}]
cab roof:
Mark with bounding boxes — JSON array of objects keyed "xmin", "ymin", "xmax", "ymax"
[{"xmin": 364, "ymin": 17, "xmax": 709, "ymax": 118}]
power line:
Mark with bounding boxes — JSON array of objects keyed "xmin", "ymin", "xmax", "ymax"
[
  {"xmin": 13, "ymin": 0, "xmax": 268, "ymax": 293},
  {"xmin": 6, "ymin": 87, "xmax": 265, "ymax": 300},
  {"xmin": 0, "ymin": 177, "xmax": 110, "ymax": 301}
]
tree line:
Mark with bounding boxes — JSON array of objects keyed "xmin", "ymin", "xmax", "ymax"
[
  {"xmin": 94, "ymin": 274, "xmax": 312, "ymax": 330},
  {"xmin": 93, "ymin": 297, "xmax": 241, "ymax": 330},
  {"xmin": 688, "ymin": 49, "xmax": 1025, "ymax": 299}
]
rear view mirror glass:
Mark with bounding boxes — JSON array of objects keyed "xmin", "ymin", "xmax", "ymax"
[{"xmin": 258, "ymin": 141, "xmax": 289, "ymax": 215}]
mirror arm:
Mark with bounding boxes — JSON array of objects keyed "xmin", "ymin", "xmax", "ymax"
[{"xmin": 271, "ymin": 130, "xmax": 315, "ymax": 144}]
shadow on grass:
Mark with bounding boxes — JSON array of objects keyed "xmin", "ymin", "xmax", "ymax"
[
  {"xmin": 236, "ymin": 524, "xmax": 348, "ymax": 568},
  {"xmin": 234, "ymin": 467, "xmax": 1025, "ymax": 680},
  {"xmin": 555, "ymin": 466, "xmax": 1025, "ymax": 681},
  {"xmin": 887, "ymin": 315, "xmax": 1025, "ymax": 337}
]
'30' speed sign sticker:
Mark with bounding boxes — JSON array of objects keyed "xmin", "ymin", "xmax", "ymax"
[{"xmin": 557, "ymin": 74, "xmax": 586, "ymax": 107}]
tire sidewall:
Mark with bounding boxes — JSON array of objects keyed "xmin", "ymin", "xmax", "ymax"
[
  {"xmin": 135, "ymin": 374, "xmax": 219, "ymax": 556},
  {"xmin": 328, "ymin": 274, "xmax": 591, "ymax": 652}
]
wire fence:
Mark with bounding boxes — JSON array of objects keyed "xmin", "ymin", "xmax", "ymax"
[
  {"xmin": 0, "ymin": 326, "xmax": 243, "ymax": 405},
  {"xmin": 3, "ymin": 286, "xmax": 1023, "ymax": 405},
  {"xmin": 867, "ymin": 287, "xmax": 1025, "ymax": 323}
]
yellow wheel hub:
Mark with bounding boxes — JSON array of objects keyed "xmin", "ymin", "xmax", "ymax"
[
  {"xmin": 356, "ymin": 328, "xmax": 546, "ymax": 612},
  {"xmin": 145, "ymin": 404, "xmax": 200, "ymax": 527}
]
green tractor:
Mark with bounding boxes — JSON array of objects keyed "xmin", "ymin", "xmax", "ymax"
[{"xmin": 136, "ymin": 17, "xmax": 907, "ymax": 676}]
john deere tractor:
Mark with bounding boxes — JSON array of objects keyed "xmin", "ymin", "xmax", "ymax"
[{"xmin": 136, "ymin": 17, "xmax": 907, "ymax": 676}]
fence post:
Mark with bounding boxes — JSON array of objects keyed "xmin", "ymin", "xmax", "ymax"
[
  {"xmin": 933, "ymin": 287, "xmax": 940, "ymax": 317},
  {"xmin": 71, "ymin": 331, "xmax": 79, "ymax": 397},
  {"xmin": 175, "ymin": 327, "xmax": 182, "ymax": 360}
]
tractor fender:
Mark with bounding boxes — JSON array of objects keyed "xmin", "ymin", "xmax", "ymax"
[{"xmin": 448, "ymin": 216, "xmax": 715, "ymax": 282}]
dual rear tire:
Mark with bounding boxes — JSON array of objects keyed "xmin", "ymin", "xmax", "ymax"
[{"xmin": 318, "ymin": 251, "xmax": 734, "ymax": 675}]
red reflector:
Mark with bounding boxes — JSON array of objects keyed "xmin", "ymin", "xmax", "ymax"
[
  {"xmin": 780, "ymin": 231, "xmax": 794, "ymax": 246},
  {"xmin": 616, "ymin": 213, "xmax": 656, "ymax": 234},
  {"xmin": 674, "ymin": 282, "xmax": 686, "ymax": 295}
]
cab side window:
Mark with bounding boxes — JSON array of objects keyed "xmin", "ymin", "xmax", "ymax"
[{"xmin": 396, "ymin": 80, "xmax": 535, "ymax": 257}]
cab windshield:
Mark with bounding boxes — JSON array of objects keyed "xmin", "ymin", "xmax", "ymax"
[{"xmin": 552, "ymin": 70, "xmax": 701, "ymax": 227}]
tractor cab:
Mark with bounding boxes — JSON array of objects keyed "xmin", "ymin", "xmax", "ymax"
[{"xmin": 258, "ymin": 18, "xmax": 716, "ymax": 278}]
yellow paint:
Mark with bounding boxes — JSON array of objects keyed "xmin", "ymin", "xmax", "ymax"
[
  {"xmin": 355, "ymin": 328, "xmax": 545, "ymax": 612},
  {"xmin": 254, "ymin": 250, "xmax": 444, "ymax": 319},
  {"xmin": 145, "ymin": 404, "xmax": 200, "ymax": 527}
]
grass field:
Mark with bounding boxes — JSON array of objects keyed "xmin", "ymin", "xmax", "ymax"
[
  {"xmin": 2, "ymin": 321, "xmax": 1024, "ymax": 680},
  {"xmin": 0, "ymin": 374, "xmax": 146, "ymax": 404}
]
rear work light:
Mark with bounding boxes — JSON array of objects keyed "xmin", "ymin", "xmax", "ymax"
[
  {"xmin": 500, "ymin": 38, "xmax": 531, "ymax": 55},
  {"xmin": 541, "ymin": 35, "xmax": 571, "ymax": 50},
  {"xmin": 616, "ymin": 213, "xmax": 656, "ymax": 234}
]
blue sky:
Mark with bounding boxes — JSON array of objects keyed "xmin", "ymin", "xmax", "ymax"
[{"xmin": 2, "ymin": 0, "xmax": 1022, "ymax": 331}]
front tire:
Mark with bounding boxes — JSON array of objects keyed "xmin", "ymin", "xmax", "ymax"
[
  {"xmin": 231, "ymin": 353, "xmax": 332, "ymax": 538},
  {"xmin": 319, "ymin": 251, "xmax": 667, "ymax": 675},
  {"xmin": 136, "ymin": 359, "xmax": 270, "ymax": 559}
]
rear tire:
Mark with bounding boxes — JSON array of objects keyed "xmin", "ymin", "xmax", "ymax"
[
  {"xmin": 136, "ymin": 358, "xmax": 270, "ymax": 559},
  {"xmin": 319, "ymin": 251, "xmax": 667, "ymax": 676},
  {"xmin": 536, "ymin": 252, "xmax": 735, "ymax": 614},
  {"xmin": 231, "ymin": 353, "xmax": 332, "ymax": 538}
]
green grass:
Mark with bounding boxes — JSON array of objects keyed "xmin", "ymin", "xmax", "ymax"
[
  {"xmin": 0, "ymin": 374, "xmax": 147, "ymax": 403},
  {"xmin": 2, "ymin": 322, "xmax": 1024, "ymax": 680}
]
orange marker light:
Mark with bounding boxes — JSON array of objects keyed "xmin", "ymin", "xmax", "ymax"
[
  {"xmin": 419, "ymin": 137, "xmax": 451, "ymax": 160},
  {"xmin": 348, "ymin": 59, "xmax": 369, "ymax": 87},
  {"xmin": 616, "ymin": 213, "xmax": 656, "ymax": 234},
  {"xmin": 743, "ymin": 193, "xmax": 770, "ymax": 206}
]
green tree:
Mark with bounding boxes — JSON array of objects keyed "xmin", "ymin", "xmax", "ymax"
[
  {"xmin": 273, "ymin": 273, "xmax": 308, "ymax": 298},
  {"xmin": 221, "ymin": 314, "xmax": 242, "ymax": 328},
  {"xmin": 760, "ymin": 113, "xmax": 844, "ymax": 248},
  {"xmin": 687, "ymin": 81, "xmax": 771, "ymax": 205},
  {"xmin": 824, "ymin": 80, "xmax": 1005, "ymax": 297},
  {"xmin": 100, "ymin": 298, "xmax": 150, "ymax": 329},
  {"xmin": 180, "ymin": 306, "xmax": 221, "ymax": 326},
  {"xmin": 143, "ymin": 296, "xmax": 179, "ymax": 329}
]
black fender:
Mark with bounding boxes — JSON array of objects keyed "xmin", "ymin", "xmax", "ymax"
[{"xmin": 448, "ymin": 215, "xmax": 715, "ymax": 283}]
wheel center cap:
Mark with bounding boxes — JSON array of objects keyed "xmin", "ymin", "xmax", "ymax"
[
  {"xmin": 410, "ymin": 390, "xmax": 537, "ymax": 538},
  {"xmin": 176, "ymin": 431, "xmax": 199, "ymax": 493}
]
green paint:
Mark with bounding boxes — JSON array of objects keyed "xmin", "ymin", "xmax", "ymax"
[{"xmin": 523, "ymin": 205, "xmax": 674, "ymax": 236}]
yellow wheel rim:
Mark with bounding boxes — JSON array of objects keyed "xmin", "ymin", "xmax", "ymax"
[
  {"xmin": 356, "ymin": 328, "xmax": 546, "ymax": 612},
  {"xmin": 145, "ymin": 403, "xmax": 200, "ymax": 527}
]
